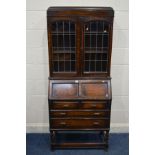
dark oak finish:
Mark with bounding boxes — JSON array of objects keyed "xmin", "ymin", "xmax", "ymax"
[
  {"xmin": 49, "ymin": 101, "xmax": 79, "ymax": 109},
  {"xmin": 52, "ymin": 83, "xmax": 78, "ymax": 98},
  {"xmin": 47, "ymin": 7, "xmax": 114, "ymax": 151},
  {"xmin": 48, "ymin": 80, "xmax": 112, "ymax": 100},
  {"xmin": 49, "ymin": 101, "xmax": 110, "ymax": 110},
  {"xmin": 81, "ymin": 83, "xmax": 108, "ymax": 97},
  {"xmin": 50, "ymin": 110, "xmax": 110, "ymax": 118},
  {"xmin": 51, "ymin": 119, "xmax": 110, "ymax": 129}
]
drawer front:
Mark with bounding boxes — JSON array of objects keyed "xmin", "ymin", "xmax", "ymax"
[
  {"xmin": 50, "ymin": 110, "xmax": 110, "ymax": 118},
  {"xmin": 51, "ymin": 119, "xmax": 110, "ymax": 129},
  {"xmin": 49, "ymin": 101, "xmax": 110, "ymax": 110},
  {"xmin": 49, "ymin": 101, "xmax": 79, "ymax": 109},
  {"xmin": 80, "ymin": 101, "xmax": 109, "ymax": 109}
]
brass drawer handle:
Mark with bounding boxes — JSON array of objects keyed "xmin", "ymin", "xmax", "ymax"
[
  {"xmin": 91, "ymin": 104, "xmax": 97, "ymax": 107},
  {"xmin": 59, "ymin": 112, "xmax": 67, "ymax": 115},
  {"xmin": 93, "ymin": 112, "xmax": 100, "ymax": 116},
  {"xmin": 63, "ymin": 104, "xmax": 69, "ymax": 107},
  {"xmin": 60, "ymin": 122, "xmax": 66, "ymax": 125},
  {"xmin": 93, "ymin": 122, "xmax": 100, "ymax": 125}
]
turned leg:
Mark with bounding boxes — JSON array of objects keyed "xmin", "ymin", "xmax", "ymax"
[
  {"xmin": 99, "ymin": 131, "xmax": 103, "ymax": 135},
  {"xmin": 99, "ymin": 131, "xmax": 104, "ymax": 140},
  {"xmin": 103, "ymin": 130, "xmax": 109, "ymax": 151},
  {"xmin": 51, "ymin": 131, "xmax": 56, "ymax": 151}
]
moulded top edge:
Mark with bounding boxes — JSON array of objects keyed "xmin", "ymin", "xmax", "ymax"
[
  {"xmin": 48, "ymin": 77, "xmax": 112, "ymax": 80},
  {"xmin": 47, "ymin": 7, "xmax": 114, "ymax": 17}
]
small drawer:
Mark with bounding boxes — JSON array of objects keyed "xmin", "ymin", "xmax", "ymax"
[
  {"xmin": 50, "ymin": 110, "xmax": 110, "ymax": 118},
  {"xmin": 80, "ymin": 101, "xmax": 109, "ymax": 109},
  {"xmin": 49, "ymin": 101, "xmax": 79, "ymax": 109},
  {"xmin": 51, "ymin": 119, "xmax": 110, "ymax": 129}
]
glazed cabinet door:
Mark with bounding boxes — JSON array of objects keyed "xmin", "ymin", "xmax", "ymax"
[
  {"xmin": 47, "ymin": 18, "xmax": 79, "ymax": 77},
  {"xmin": 81, "ymin": 19, "xmax": 113, "ymax": 76},
  {"xmin": 47, "ymin": 16, "xmax": 113, "ymax": 78}
]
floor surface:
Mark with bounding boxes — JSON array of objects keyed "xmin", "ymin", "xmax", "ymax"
[{"xmin": 26, "ymin": 133, "xmax": 129, "ymax": 155}]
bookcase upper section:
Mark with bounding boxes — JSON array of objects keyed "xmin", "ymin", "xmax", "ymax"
[{"xmin": 47, "ymin": 7, "xmax": 114, "ymax": 78}]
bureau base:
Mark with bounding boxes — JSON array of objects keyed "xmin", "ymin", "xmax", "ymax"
[{"xmin": 50, "ymin": 131, "xmax": 109, "ymax": 151}]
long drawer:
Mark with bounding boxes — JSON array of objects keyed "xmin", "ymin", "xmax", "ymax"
[
  {"xmin": 50, "ymin": 110, "xmax": 110, "ymax": 118},
  {"xmin": 50, "ymin": 119, "xmax": 110, "ymax": 129},
  {"xmin": 49, "ymin": 101, "xmax": 110, "ymax": 110}
]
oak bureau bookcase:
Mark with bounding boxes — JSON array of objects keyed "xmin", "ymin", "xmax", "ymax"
[{"xmin": 47, "ymin": 7, "xmax": 114, "ymax": 151}]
